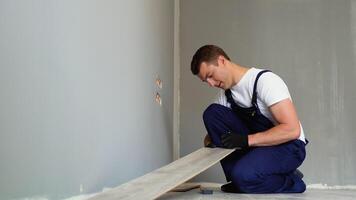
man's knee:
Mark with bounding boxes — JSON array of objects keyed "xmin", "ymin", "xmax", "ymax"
[
  {"xmin": 203, "ymin": 103, "xmax": 226, "ymax": 124},
  {"xmin": 231, "ymin": 164, "xmax": 259, "ymax": 191}
]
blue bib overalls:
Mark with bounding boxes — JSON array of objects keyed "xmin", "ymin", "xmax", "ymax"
[{"xmin": 203, "ymin": 70, "xmax": 307, "ymax": 193}]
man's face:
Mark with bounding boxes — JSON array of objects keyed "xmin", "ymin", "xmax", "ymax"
[{"xmin": 197, "ymin": 58, "xmax": 230, "ymax": 89}]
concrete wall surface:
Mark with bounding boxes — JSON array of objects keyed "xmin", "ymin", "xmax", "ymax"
[{"xmin": 0, "ymin": 0, "xmax": 174, "ymax": 199}]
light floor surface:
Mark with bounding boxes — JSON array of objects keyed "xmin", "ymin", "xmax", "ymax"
[{"xmin": 158, "ymin": 183, "xmax": 356, "ymax": 200}]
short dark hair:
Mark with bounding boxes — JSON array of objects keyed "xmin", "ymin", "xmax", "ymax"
[{"xmin": 190, "ymin": 45, "xmax": 230, "ymax": 75}]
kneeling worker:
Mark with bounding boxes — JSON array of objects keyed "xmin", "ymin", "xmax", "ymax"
[{"xmin": 191, "ymin": 45, "xmax": 308, "ymax": 193}]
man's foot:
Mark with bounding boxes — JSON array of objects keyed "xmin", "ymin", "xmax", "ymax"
[
  {"xmin": 221, "ymin": 182, "xmax": 240, "ymax": 193},
  {"xmin": 294, "ymin": 169, "xmax": 304, "ymax": 179}
]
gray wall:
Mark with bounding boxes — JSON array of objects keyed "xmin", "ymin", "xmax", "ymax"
[
  {"xmin": 180, "ymin": 0, "xmax": 356, "ymax": 186},
  {"xmin": 0, "ymin": 0, "xmax": 174, "ymax": 199}
]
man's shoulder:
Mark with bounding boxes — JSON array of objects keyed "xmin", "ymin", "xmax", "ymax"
[
  {"xmin": 245, "ymin": 67, "xmax": 273, "ymax": 80},
  {"xmin": 241, "ymin": 67, "xmax": 278, "ymax": 87},
  {"xmin": 258, "ymin": 70, "xmax": 286, "ymax": 86}
]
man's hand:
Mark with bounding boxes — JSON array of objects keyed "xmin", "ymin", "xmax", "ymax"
[
  {"xmin": 221, "ymin": 132, "xmax": 248, "ymax": 149},
  {"xmin": 204, "ymin": 134, "xmax": 216, "ymax": 148}
]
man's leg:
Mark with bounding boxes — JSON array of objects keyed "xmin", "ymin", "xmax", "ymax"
[
  {"xmin": 203, "ymin": 103, "xmax": 250, "ymax": 181},
  {"xmin": 230, "ymin": 139, "xmax": 307, "ymax": 193}
]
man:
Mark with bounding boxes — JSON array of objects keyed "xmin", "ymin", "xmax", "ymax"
[{"xmin": 191, "ymin": 45, "xmax": 308, "ymax": 193}]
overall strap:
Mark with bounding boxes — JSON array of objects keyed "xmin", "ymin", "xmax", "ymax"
[
  {"xmin": 224, "ymin": 89, "xmax": 237, "ymax": 109},
  {"xmin": 251, "ymin": 70, "xmax": 271, "ymax": 107}
]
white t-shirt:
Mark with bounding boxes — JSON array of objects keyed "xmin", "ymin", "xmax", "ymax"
[{"xmin": 215, "ymin": 67, "xmax": 306, "ymax": 143}]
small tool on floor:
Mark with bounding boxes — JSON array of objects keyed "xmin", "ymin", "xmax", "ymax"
[{"xmin": 200, "ymin": 188, "xmax": 213, "ymax": 195}]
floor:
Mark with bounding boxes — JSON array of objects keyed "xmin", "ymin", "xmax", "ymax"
[{"xmin": 158, "ymin": 183, "xmax": 356, "ymax": 200}]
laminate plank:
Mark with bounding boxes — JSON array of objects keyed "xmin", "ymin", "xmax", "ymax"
[{"xmin": 88, "ymin": 147, "xmax": 235, "ymax": 200}]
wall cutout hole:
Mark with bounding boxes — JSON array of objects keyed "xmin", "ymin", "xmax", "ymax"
[
  {"xmin": 155, "ymin": 92, "xmax": 162, "ymax": 106},
  {"xmin": 156, "ymin": 77, "xmax": 162, "ymax": 89}
]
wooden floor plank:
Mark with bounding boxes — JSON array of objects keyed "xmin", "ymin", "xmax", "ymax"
[{"xmin": 88, "ymin": 147, "xmax": 235, "ymax": 200}]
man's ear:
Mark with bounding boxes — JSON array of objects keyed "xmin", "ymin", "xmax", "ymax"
[{"xmin": 217, "ymin": 55, "xmax": 226, "ymax": 67}]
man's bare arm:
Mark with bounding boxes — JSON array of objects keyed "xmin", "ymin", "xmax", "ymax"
[{"xmin": 248, "ymin": 98, "xmax": 301, "ymax": 146}]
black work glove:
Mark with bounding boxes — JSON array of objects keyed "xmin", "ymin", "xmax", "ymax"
[{"xmin": 221, "ymin": 132, "xmax": 248, "ymax": 149}]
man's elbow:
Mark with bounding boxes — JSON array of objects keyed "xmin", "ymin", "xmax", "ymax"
[{"xmin": 291, "ymin": 124, "xmax": 301, "ymax": 140}]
